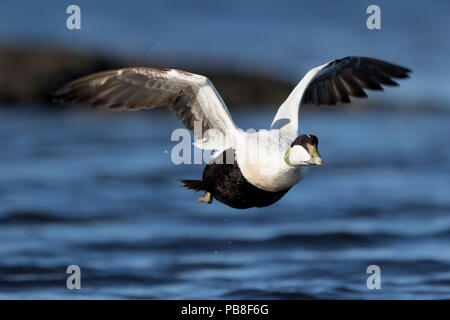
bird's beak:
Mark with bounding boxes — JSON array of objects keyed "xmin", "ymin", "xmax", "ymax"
[{"xmin": 307, "ymin": 144, "xmax": 323, "ymax": 165}]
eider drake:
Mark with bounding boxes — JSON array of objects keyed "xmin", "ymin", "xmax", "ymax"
[{"xmin": 53, "ymin": 56, "xmax": 411, "ymax": 209}]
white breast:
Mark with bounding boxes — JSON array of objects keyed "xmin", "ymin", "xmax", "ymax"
[{"xmin": 234, "ymin": 130, "xmax": 308, "ymax": 192}]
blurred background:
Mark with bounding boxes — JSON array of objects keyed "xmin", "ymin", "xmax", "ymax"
[{"xmin": 0, "ymin": 0, "xmax": 449, "ymax": 299}]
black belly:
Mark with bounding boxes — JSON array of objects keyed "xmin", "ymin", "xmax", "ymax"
[{"xmin": 202, "ymin": 149, "xmax": 290, "ymax": 209}]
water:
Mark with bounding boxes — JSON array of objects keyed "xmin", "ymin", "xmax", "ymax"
[
  {"xmin": 1, "ymin": 0, "xmax": 449, "ymax": 101},
  {"xmin": 0, "ymin": 106, "xmax": 449, "ymax": 299}
]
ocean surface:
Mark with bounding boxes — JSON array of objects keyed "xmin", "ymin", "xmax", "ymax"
[
  {"xmin": 0, "ymin": 106, "xmax": 449, "ymax": 299},
  {"xmin": 1, "ymin": 0, "xmax": 449, "ymax": 102}
]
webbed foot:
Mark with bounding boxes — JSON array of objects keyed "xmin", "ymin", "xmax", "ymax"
[{"xmin": 197, "ymin": 192, "xmax": 212, "ymax": 204}]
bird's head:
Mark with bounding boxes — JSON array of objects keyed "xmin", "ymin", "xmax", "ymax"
[{"xmin": 284, "ymin": 134, "xmax": 323, "ymax": 166}]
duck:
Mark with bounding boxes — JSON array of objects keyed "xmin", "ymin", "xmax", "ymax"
[{"xmin": 53, "ymin": 56, "xmax": 411, "ymax": 209}]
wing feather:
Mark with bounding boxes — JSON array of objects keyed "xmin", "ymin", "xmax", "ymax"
[
  {"xmin": 303, "ymin": 56, "xmax": 411, "ymax": 106},
  {"xmin": 271, "ymin": 56, "xmax": 411, "ymax": 133},
  {"xmin": 53, "ymin": 67, "xmax": 237, "ymax": 141}
]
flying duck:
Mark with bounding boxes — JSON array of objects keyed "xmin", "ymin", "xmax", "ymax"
[{"xmin": 53, "ymin": 56, "xmax": 411, "ymax": 209}]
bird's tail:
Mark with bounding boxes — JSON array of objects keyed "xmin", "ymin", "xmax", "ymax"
[{"xmin": 181, "ymin": 179, "xmax": 205, "ymax": 192}]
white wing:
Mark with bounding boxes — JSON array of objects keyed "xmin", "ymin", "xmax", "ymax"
[
  {"xmin": 270, "ymin": 56, "xmax": 412, "ymax": 134},
  {"xmin": 53, "ymin": 67, "xmax": 238, "ymax": 149}
]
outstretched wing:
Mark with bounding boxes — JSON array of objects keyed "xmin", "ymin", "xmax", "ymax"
[
  {"xmin": 302, "ymin": 57, "xmax": 411, "ymax": 106},
  {"xmin": 53, "ymin": 67, "xmax": 237, "ymax": 141},
  {"xmin": 270, "ymin": 56, "xmax": 412, "ymax": 133}
]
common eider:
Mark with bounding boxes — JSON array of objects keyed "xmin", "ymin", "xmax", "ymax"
[{"xmin": 53, "ymin": 56, "xmax": 411, "ymax": 209}]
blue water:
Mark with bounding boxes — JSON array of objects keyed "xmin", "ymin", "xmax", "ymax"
[
  {"xmin": 1, "ymin": 0, "xmax": 449, "ymax": 101},
  {"xmin": 0, "ymin": 106, "xmax": 449, "ymax": 299}
]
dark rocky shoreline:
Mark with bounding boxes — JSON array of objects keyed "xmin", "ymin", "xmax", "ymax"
[
  {"xmin": 0, "ymin": 45, "xmax": 440, "ymax": 113},
  {"xmin": 0, "ymin": 45, "xmax": 294, "ymax": 108}
]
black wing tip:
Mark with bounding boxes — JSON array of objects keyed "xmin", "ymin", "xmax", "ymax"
[
  {"xmin": 356, "ymin": 91, "xmax": 368, "ymax": 98},
  {"xmin": 360, "ymin": 56, "xmax": 412, "ymax": 74},
  {"xmin": 391, "ymin": 71, "xmax": 412, "ymax": 79}
]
